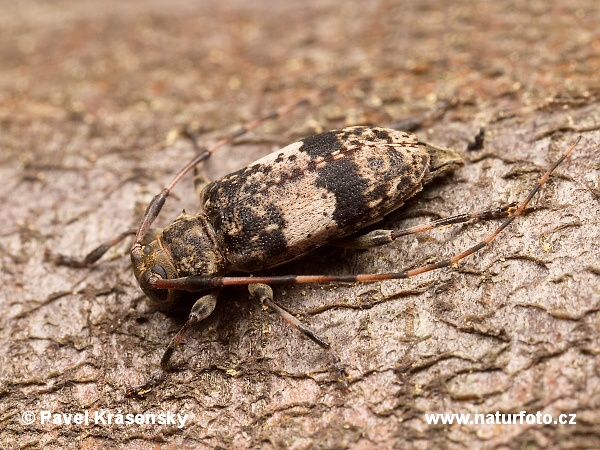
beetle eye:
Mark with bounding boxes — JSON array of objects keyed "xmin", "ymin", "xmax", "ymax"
[{"xmin": 151, "ymin": 265, "xmax": 168, "ymax": 279}]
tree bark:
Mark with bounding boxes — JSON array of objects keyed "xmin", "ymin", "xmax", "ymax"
[{"xmin": 1, "ymin": 0, "xmax": 599, "ymax": 448}]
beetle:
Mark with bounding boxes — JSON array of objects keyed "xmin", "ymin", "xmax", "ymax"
[
  {"xmin": 49, "ymin": 99, "xmax": 579, "ymax": 397},
  {"xmin": 133, "ymin": 126, "xmax": 463, "ymax": 309}
]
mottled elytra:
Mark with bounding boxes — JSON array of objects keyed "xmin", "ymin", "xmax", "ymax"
[{"xmin": 49, "ymin": 95, "xmax": 579, "ymax": 397}]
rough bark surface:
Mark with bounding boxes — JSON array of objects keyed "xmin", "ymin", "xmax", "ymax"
[{"xmin": 1, "ymin": 1, "xmax": 599, "ymax": 449}]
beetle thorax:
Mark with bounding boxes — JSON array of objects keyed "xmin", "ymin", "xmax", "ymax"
[{"xmin": 160, "ymin": 212, "xmax": 228, "ymax": 277}]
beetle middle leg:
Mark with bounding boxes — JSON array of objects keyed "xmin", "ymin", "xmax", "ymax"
[{"xmin": 248, "ymin": 283, "xmax": 348, "ymax": 387}]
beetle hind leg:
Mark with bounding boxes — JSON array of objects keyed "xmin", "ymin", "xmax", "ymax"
[
  {"xmin": 332, "ymin": 203, "xmax": 517, "ymax": 249},
  {"xmin": 248, "ymin": 283, "xmax": 348, "ymax": 388}
]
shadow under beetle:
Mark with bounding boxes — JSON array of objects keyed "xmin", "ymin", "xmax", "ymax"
[{"xmin": 50, "ymin": 95, "xmax": 579, "ymax": 397}]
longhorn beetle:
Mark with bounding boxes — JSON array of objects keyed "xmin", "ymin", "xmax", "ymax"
[{"xmin": 49, "ymin": 90, "xmax": 579, "ymax": 397}]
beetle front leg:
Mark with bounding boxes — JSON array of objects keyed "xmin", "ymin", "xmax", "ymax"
[
  {"xmin": 248, "ymin": 283, "xmax": 348, "ymax": 388},
  {"xmin": 126, "ymin": 290, "xmax": 218, "ymax": 398}
]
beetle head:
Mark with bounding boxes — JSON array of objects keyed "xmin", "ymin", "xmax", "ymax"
[
  {"xmin": 131, "ymin": 213, "xmax": 227, "ymax": 311},
  {"xmin": 131, "ymin": 237, "xmax": 182, "ymax": 311}
]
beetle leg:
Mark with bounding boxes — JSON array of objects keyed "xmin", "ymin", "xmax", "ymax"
[
  {"xmin": 248, "ymin": 283, "xmax": 348, "ymax": 388},
  {"xmin": 126, "ymin": 290, "xmax": 218, "ymax": 398},
  {"xmin": 45, "ymin": 228, "xmax": 137, "ymax": 267},
  {"xmin": 332, "ymin": 203, "xmax": 517, "ymax": 249}
]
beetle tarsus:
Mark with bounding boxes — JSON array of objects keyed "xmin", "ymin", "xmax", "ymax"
[{"xmin": 125, "ymin": 369, "xmax": 165, "ymax": 399}]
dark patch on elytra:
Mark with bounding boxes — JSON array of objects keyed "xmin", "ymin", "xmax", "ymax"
[
  {"xmin": 370, "ymin": 179, "xmax": 391, "ymax": 205},
  {"xmin": 314, "ymin": 157, "xmax": 370, "ymax": 228},
  {"xmin": 205, "ymin": 161, "xmax": 278, "ymax": 201},
  {"xmin": 367, "ymin": 157, "xmax": 385, "ymax": 171},
  {"xmin": 219, "ymin": 201, "xmax": 288, "ymax": 269},
  {"xmin": 373, "ymin": 128, "xmax": 394, "ymax": 143},
  {"xmin": 341, "ymin": 127, "xmax": 366, "ymax": 141},
  {"xmin": 299, "ymin": 130, "xmax": 345, "ymax": 158},
  {"xmin": 398, "ymin": 174, "xmax": 414, "ymax": 191},
  {"xmin": 289, "ymin": 167, "xmax": 303, "ymax": 180},
  {"xmin": 269, "ymin": 165, "xmax": 305, "ymax": 187}
]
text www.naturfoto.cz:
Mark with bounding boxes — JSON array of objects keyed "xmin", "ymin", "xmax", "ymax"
[{"xmin": 425, "ymin": 411, "xmax": 576, "ymax": 426}]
